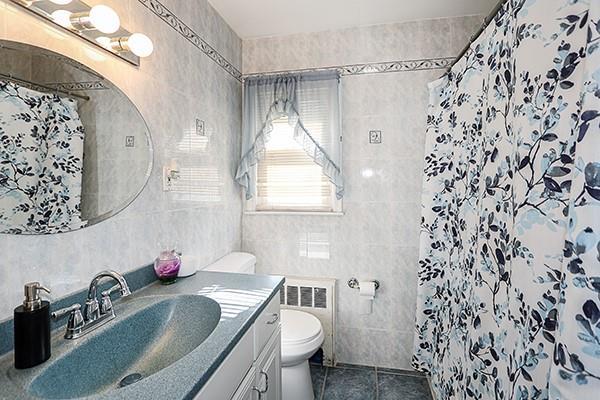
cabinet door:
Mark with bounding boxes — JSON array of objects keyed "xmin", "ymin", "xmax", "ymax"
[
  {"xmin": 193, "ymin": 327, "xmax": 254, "ymax": 400},
  {"xmin": 231, "ymin": 367, "xmax": 259, "ymax": 400},
  {"xmin": 255, "ymin": 329, "xmax": 281, "ymax": 400}
]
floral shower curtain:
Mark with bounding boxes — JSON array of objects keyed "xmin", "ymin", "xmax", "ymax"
[
  {"xmin": 0, "ymin": 80, "xmax": 85, "ymax": 234},
  {"xmin": 413, "ymin": 0, "xmax": 599, "ymax": 399}
]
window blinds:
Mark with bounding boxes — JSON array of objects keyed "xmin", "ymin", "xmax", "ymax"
[{"xmin": 256, "ymin": 119, "xmax": 333, "ymax": 211}]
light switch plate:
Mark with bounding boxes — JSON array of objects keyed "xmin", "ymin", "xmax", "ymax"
[{"xmin": 369, "ymin": 130, "xmax": 382, "ymax": 144}]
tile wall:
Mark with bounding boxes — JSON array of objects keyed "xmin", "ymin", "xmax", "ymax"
[
  {"xmin": 0, "ymin": 0, "xmax": 243, "ymax": 319},
  {"xmin": 242, "ymin": 16, "xmax": 482, "ymax": 369},
  {"xmin": 0, "ymin": 0, "xmax": 484, "ymax": 371}
]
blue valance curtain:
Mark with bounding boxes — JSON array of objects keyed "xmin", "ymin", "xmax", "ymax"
[
  {"xmin": 235, "ymin": 71, "xmax": 344, "ymax": 200},
  {"xmin": 413, "ymin": 0, "xmax": 600, "ymax": 399}
]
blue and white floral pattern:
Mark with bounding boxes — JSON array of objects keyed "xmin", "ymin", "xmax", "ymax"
[
  {"xmin": 0, "ymin": 81, "xmax": 85, "ymax": 234},
  {"xmin": 413, "ymin": 1, "xmax": 600, "ymax": 399}
]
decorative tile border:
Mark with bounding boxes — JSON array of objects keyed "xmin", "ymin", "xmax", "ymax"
[
  {"xmin": 339, "ymin": 57, "xmax": 454, "ymax": 76},
  {"xmin": 50, "ymin": 81, "xmax": 109, "ymax": 91},
  {"xmin": 135, "ymin": 0, "xmax": 452, "ymax": 82},
  {"xmin": 243, "ymin": 57, "xmax": 455, "ymax": 80},
  {"xmin": 137, "ymin": 0, "xmax": 242, "ymax": 81}
]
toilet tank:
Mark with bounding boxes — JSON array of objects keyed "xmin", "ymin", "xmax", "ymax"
[{"xmin": 203, "ymin": 252, "xmax": 256, "ymax": 274}]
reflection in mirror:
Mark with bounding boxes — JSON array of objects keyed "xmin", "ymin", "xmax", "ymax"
[{"xmin": 0, "ymin": 41, "xmax": 152, "ymax": 235}]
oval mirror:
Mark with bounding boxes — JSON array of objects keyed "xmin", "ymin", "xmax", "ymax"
[{"xmin": 0, "ymin": 40, "xmax": 153, "ymax": 234}]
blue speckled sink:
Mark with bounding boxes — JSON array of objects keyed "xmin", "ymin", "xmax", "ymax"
[{"xmin": 26, "ymin": 295, "xmax": 220, "ymax": 399}]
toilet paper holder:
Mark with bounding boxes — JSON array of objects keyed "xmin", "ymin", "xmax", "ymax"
[{"xmin": 347, "ymin": 278, "xmax": 380, "ymax": 291}]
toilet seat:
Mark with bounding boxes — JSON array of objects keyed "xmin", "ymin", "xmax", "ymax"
[
  {"xmin": 280, "ymin": 310, "xmax": 324, "ymax": 367},
  {"xmin": 281, "ymin": 309, "xmax": 322, "ymax": 345}
]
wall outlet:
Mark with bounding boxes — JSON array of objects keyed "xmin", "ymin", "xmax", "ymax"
[
  {"xmin": 125, "ymin": 136, "xmax": 135, "ymax": 147},
  {"xmin": 196, "ymin": 119, "xmax": 205, "ymax": 136},
  {"xmin": 369, "ymin": 130, "xmax": 382, "ymax": 144}
]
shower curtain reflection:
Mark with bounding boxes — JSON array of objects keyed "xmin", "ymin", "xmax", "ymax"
[{"xmin": 0, "ymin": 80, "xmax": 85, "ymax": 234}]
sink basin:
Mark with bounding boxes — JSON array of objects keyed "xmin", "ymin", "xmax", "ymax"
[{"xmin": 26, "ymin": 295, "xmax": 221, "ymax": 399}]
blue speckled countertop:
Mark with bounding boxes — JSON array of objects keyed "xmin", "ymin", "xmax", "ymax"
[{"xmin": 0, "ymin": 271, "xmax": 284, "ymax": 400}]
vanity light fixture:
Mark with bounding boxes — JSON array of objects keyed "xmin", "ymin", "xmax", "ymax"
[
  {"xmin": 50, "ymin": 9, "xmax": 72, "ymax": 28},
  {"xmin": 10, "ymin": 0, "xmax": 152, "ymax": 66},
  {"xmin": 98, "ymin": 33, "xmax": 154, "ymax": 58},
  {"xmin": 16, "ymin": 0, "xmax": 72, "ymax": 7},
  {"xmin": 64, "ymin": 5, "xmax": 120, "ymax": 34}
]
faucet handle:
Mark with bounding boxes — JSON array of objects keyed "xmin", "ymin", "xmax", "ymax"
[
  {"xmin": 101, "ymin": 284, "xmax": 122, "ymax": 298},
  {"xmin": 52, "ymin": 304, "xmax": 85, "ymax": 338},
  {"xmin": 100, "ymin": 283, "xmax": 130, "ymax": 315},
  {"xmin": 100, "ymin": 285, "xmax": 118, "ymax": 315},
  {"xmin": 51, "ymin": 304, "xmax": 81, "ymax": 320}
]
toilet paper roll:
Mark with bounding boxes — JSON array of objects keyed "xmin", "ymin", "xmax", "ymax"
[
  {"xmin": 359, "ymin": 281, "xmax": 376, "ymax": 298},
  {"xmin": 358, "ymin": 281, "xmax": 376, "ymax": 315}
]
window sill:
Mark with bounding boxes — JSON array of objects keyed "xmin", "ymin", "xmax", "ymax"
[{"xmin": 244, "ymin": 211, "xmax": 345, "ymax": 217}]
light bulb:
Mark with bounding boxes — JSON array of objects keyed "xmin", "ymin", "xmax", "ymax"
[
  {"xmin": 51, "ymin": 10, "xmax": 73, "ymax": 29},
  {"xmin": 127, "ymin": 33, "xmax": 153, "ymax": 57},
  {"xmin": 95, "ymin": 36, "xmax": 111, "ymax": 48},
  {"xmin": 49, "ymin": 0, "xmax": 73, "ymax": 4},
  {"xmin": 89, "ymin": 5, "xmax": 120, "ymax": 34}
]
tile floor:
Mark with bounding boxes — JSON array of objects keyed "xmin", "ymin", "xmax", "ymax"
[{"xmin": 310, "ymin": 363, "xmax": 432, "ymax": 400}]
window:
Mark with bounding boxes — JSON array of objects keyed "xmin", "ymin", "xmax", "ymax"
[
  {"xmin": 238, "ymin": 71, "xmax": 343, "ymax": 212},
  {"xmin": 254, "ymin": 118, "xmax": 339, "ymax": 212}
]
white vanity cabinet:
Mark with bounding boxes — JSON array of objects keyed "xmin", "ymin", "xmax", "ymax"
[
  {"xmin": 231, "ymin": 367, "xmax": 258, "ymax": 400},
  {"xmin": 195, "ymin": 292, "xmax": 282, "ymax": 400},
  {"xmin": 253, "ymin": 330, "xmax": 281, "ymax": 400}
]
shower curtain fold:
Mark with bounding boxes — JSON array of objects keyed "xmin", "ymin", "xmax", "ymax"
[{"xmin": 413, "ymin": 1, "xmax": 600, "ymax": 399}]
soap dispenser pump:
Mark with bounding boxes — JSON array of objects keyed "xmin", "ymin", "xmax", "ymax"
[{"xmin": 14, "ymin": 282, "xmax": 51, "ymax": 369}]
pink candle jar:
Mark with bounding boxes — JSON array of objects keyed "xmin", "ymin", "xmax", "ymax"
[{"xmin": 154, "ymin": 250, "xmax": 181, "ymax": 284}]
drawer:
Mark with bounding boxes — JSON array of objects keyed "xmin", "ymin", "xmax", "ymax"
[{"xmin": 254, "ymin": 291, "xmax": 280, "ymax": 360}]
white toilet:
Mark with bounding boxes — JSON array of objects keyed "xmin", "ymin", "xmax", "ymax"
[{"xmin": 204, "ymin": 252, "xmax": 324, "ymax": 400}]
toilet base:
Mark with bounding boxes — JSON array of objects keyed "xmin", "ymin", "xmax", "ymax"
[{"xmin": 282, "ymin": 360, "xmax": 314, "ymax": 400}]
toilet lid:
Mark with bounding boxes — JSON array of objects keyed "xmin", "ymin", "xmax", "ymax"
[{"xmin": 281, "ymin": 309, "xmax": 322, "ymax": 345}]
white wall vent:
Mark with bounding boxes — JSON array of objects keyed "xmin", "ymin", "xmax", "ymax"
[{"xmin": 281, "ymin": 276, "xmax": 336, "ymax": 366}]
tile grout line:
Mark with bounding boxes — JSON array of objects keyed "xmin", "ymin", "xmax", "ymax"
[
  {"xmin": 319, "ymin": 366, "xmax": 328, "ymax": 400},
  {"xmin": 375, "ymin": 366, "xmax": 379, "ymax": 400}
]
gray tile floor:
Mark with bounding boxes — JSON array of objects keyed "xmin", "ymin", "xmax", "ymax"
[{"xmin": 310, "ymin": 363, "xmax": 432, "ymax": 400}]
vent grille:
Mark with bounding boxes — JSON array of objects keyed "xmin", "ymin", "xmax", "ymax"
[
  {"xmin": 281, "ymin": 284, "xmax": 328, "ymax": 309},
  {"xmin": 300, "ymin": 286, "xmax": 313, "ymax": 307},
  {"xmin": 286, "ymin": 286, "xmax": 299, "ymax": 306},
  {"xmin": 314, "ymin": 287, "xmax": 327, "ymax": 308}
]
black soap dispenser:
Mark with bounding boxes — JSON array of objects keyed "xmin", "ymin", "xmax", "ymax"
[{"xmin": 14, "ymin": 282, "xmax": 51, "ymax": 369}]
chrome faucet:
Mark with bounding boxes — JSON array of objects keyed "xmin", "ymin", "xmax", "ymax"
[
  {"xmin": 85, "ymin": 270, "xmax": 131, "ymax": 321},
  {"xmin": 53, "ymin": 270, "xmax": 131, "ymax": 339}
]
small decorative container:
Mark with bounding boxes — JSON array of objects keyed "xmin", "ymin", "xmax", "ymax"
[{"xmin": 153, "ymin": 249, "xmax": 181, "ymax": 284}]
